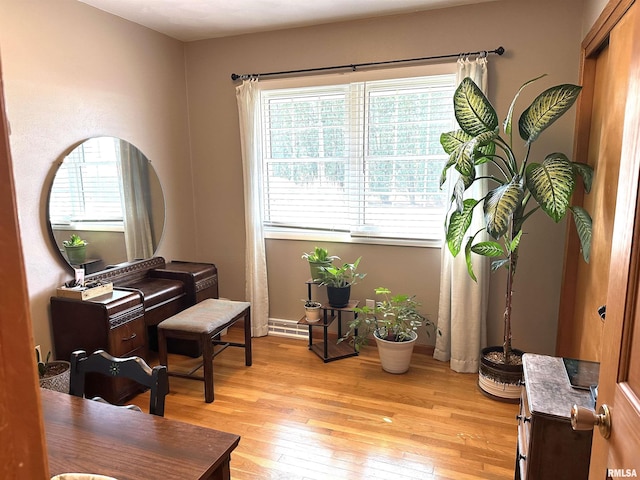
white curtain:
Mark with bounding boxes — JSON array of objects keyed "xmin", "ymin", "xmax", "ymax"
[
  {"xmin": 236, "ymin": 79, "xmax": 269, "ymax": 337},
  {"xmin": 433, "ymin": 56, "xmax": 490, "ymax": 373},
  {"xmin": 119, "ymin": 140, "xmax": 154, "ymax": 261}
]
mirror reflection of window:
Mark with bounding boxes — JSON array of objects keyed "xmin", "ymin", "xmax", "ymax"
[
  {"xmin": 48, "ymin": 137, "xmax": 165, "ymax": 271},
  {"xmin": 49, "ymin": 137, "xmax": 124, "ymax": 227}
]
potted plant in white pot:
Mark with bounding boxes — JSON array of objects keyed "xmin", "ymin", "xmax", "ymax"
[
  {"xmin": 340, "ymin": 287, "xmax": 437, "ymax": 373},
  {"xmin": 440, "ymin": 75, "xmax": 593, "ymax": 400},
  {"xmin": 303, "ymin": 299, "xmax": 323, "ymax": 323},
  {"xmin": 302, "ymin": 246, "xmax": 340, "ymax": 282},
  {"xmin": 37, "ymin": 349, "xmax": 70, "ymax": 394},
  {"xmin": 315, "ymin": 257, "xmax": 366, "ymax": 308}
]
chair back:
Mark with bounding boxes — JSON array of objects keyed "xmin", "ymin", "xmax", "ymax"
[{"xmin": 70, "ymin": 350, "xmax": 168, "ymax": 416}]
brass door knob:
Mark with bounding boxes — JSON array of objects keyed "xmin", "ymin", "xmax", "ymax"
[{"xmin": 571, "ymin": 404, "xmax": 611, "ymax": 439}]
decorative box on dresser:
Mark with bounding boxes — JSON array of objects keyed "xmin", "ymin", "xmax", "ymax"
[{"xmin": 515, "ymin": 353, "xmax": 594, "ymax": 480}]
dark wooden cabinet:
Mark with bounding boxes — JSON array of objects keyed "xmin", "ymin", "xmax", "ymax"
[
  {"xmin": 515, "ymin": 354, "xmax": 594, "ymax": 480},
  {"xmin": 50, "ymin": 258, "xmax": 218, "ymax": 403},
  {"xmin": 51, "ymin": 289, "xmax": 146, "ymax": 404}
]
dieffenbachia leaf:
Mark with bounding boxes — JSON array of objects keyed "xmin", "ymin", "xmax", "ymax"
[
  {"xmin": 491, "ymin": 259, "xmax": 510, "ymax": 271},
  {"xmin": 454, "ymin": 77, "xmax": 499, "ymax": 137},
  {"xmin": 525, "ymin": 153, "xmax": 575, "ymax": 222},
  {"xmin": 519, "ymin": 84, "xmax": 582, "ymax": 144},
  {"xmin": 570, "ymin": 205, "xmax": 592, "ymax": 263},
  {"xmin": 503, "ymin": 74, "xmax": 547, "ymax": 139},
  {"xmin": 484, "ymin": 179, "xmax": 525, "ymax": 239},
  {"xmin": 509, "ymin": 230, "xmax": 523, "ymax": 253},
  {"xmin": 447, "ymin": 198, "xmax": 478, "ymax": 257},
  {"xmin": 471, "ymin": 241, "xmax": 504, "ymax": 257},
  {"xmin": 573, "ymin": 162, "xmax": 594, "ymax": 194},
  {"xmin": 464, "ymin": 236, "xmax": 477, "ymax": 282}
]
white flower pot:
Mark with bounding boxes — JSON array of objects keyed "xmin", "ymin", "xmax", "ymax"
[
  {"xmin": 374, "ymin": 330, "xmax": 417, "ymax": 374},
  {"xmin": 304, "ymin": 305, "xmax": 322, "ymax": 323}
]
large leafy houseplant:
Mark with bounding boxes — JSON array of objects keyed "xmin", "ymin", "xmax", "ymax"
[{"xmin": 440, "ymin": 75, "xmax": 593, "ymax": 363}]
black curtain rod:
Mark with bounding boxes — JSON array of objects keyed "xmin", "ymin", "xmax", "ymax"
[{"xmin": 231, "ymin": 46, "xmax": 504, "ymax": 81}]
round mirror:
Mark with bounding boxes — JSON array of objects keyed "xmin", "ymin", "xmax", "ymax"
[{"xmin": 47, "ymin": 137, "xmax": 165, "ymax": 273}]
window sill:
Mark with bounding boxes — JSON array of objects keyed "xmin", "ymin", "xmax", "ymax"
[{"xmin": 264, "ymin": 227, "xmax": 442, "ymax": 249}]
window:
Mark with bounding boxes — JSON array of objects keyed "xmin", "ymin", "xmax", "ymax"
[
  {"xmin": 49, "ymin": 137, "xmax": 124, "ymax": 228},
  {"xmin": 260, "ymin": 70, "xmax": 456, "ymax": 243}
]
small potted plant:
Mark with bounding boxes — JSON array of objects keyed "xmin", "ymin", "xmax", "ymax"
[
  {"xmin": 302, "ymin": 246, "xmax": 340, "ymax": 282},
  {"xmin": 340, "ymin": 287, "xmax": 437, "ymax": 373},
  {"xmin": 315, "ymin": 257, "xmax": 366, "ymax": 308},
  {"xmin": 37, "ymin": 349, "xmax": 70, "ymax": 394},
  {"xmin": 303, "ymin": 299, "xmax": 323, "ymax": 323},
  {"xmin": 63, "ymin": 233, "xmax": 88, "ymax": 265}
]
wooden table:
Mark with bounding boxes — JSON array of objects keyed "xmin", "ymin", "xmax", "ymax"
[{"xmin": 42, "ymin": 389, "xmax": 240, "ymax": 480}]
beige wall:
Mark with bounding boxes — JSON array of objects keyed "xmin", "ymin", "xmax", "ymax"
[
  {"xmin": 0, "ymin": 0, "xmax": 594, "ymax": 359},
  {"xmin": 185, "ymin": 0, "xmax": 585, "ymax": 353},
  {"xmin": 0, "ymin": 0, "xmax": 195, "ymax": 357},
  {"xmin": 584, "ymin": 0, "xmax": 611, "ymax": 37}
]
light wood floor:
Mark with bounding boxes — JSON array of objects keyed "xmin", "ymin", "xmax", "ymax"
[{"xmin": 131, "ymin": 332, "xmax": 518, "ymax": 480}]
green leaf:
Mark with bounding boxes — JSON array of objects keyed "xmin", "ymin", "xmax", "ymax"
[
  {"xmin": 509, "ymin": 230, "xmax": 523, "ymax": 252},
  {"xmin": 454, "ymin": 77, "xmax": 499, "ymax": 137},
  {"xmin": 525, "ymin": 153, "xmax": 576, "ymax": 222},
  {"xmin": 452, "ymin": 176, "xmax": 466, "ymax": 213},
  {"xmin": 464, "ymin": 236, "xmax": 477, "ymax": 282},
  {"xmin": 491, "ymin": 259, "xmax": 510, "ymax": 271},
  {"xmin": 440, "ymin": 130, "xmax": 471, "ymax": 154},
  {"xmin": 484, "ymin": 180, "xmax": 525, "ymax": 239},
  {"xmin": 447, "ymin": 198, "xmax": 478, "ymax": 257},
  {"xmin": 573, "ymin": 162, "xmax": 594, "ymax": 194},
  {"xmin": 471, "ymin": 241, "xmax": 504, "ymax": 257},
  {"xmin": 451, "ymin": 142, "xmax": 475, "ymax": 177},
  {"xmin": 518, "ymin": 84, "xmax": 582, "ymax": 144},
  {"xmin": 570, "ymin": 206, "xmax": 592, "ymax": 263},
  {"xmin": 504, "ymin": 74, "xmax": 547, "ymax": 138},
  {"xmin": 440, "ymin": 154, "xmax": 456, "ymax": 188}
]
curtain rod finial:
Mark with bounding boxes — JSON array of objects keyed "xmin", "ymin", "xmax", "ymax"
[{"xmin": 495, "ymin": 46, "xmax": 505, "ymax": 55}]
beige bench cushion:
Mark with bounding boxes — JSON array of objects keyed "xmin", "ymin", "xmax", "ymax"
[{"xmin": 157, "ymin": 299, "xmax": 250, "ymax": 334}]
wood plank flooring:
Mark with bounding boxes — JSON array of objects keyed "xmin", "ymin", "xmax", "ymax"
[{"xmin": 132, "ymin": 332, "xmax": 518, "ymax": 480}]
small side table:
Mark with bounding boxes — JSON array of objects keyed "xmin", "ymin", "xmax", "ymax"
[{"xmin": 298, "ymin": 300, "xmax": 359, "ymax": 363}]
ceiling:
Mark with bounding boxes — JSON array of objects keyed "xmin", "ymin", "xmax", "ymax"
[{"xmin": 78, "ymin": 0, "xmax": 498, "ymax": 42}]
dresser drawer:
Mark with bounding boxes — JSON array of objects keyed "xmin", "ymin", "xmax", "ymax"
[{"xmin": 109, "ymin": 316, "xmax": 146, "ymax": 358}]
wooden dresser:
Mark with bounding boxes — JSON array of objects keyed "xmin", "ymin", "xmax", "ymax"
[
  {"xmin": 515, "ymin": 354, "xmax": 594, "ymax": 480},
  {"xmin": 50, "ymin": 257, "xmax": 217, "ymax": 403}
]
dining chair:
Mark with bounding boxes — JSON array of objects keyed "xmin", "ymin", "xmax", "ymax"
[{"xmin": 69, "ymin": 349, "xmax": 169, "ymax": 416}]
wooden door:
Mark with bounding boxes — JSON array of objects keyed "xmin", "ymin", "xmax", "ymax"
[
  {"xmin": 0, "ymin": 57, "xmax": 50, "ymax": 475},
  {"xmin": 557, "ymin": 0, "xmax": 632, "ymax": 362},
  {"xmin": 586, "ymin": 0, "xmax": 640, "ymax": 476}
]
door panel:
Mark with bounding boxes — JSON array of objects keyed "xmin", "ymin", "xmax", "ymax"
[{"xmin": 589, "ymin": 0, "xmax": 640, "ymax": 476}]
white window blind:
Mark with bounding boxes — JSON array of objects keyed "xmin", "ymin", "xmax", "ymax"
[
  {"xmin": 49, "ymin": 137, "xmax": 124, "ymax": 226},
  {"xmin": 260, "ymin": 71, "xmax": 456, "ymax": 242}
]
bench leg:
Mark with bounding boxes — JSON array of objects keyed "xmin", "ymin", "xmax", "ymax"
[
  {"xmin": 158, "ymin": 328, "xmax": 169, "ymax": 368},
  {"xmin": 202, "ymin": 332, "xmax": 214, "ymax": 403},
  {"xmin": 244, "ymin": 308, "xmax": 252, "ymax": 367}
]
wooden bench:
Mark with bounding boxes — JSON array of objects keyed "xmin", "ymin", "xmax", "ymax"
[{"xmin": 157, "ymin": 299, "xmax": 252, "ymax": 403}]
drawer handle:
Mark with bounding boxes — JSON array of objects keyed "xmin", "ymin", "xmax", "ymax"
[
  {"xmin": 519, "ymin": 453, "xmax": 527, "ymax": 461},
  {"xmin": 516, "ymin": 414, "xmax": 531, "ymax": 423},
  {"xmin": 122, "ymin": 333, "xmax": 137, "ymax": 341}
]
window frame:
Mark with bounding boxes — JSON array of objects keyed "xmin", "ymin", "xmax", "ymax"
[{"xmin": 258, "ymin": 63, "xmax": 457, "ymax": 248}]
